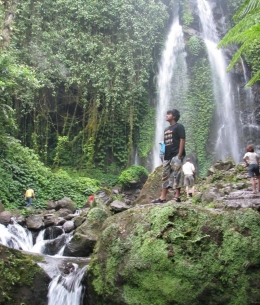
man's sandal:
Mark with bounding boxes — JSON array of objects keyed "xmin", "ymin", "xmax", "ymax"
[
  {"xmin": 172, "ymin": 197, "xmax": 181, "ymax": 202},
  {"xmin": 151, "ymin": 198, "xmax": 166, "ymax": 203}
]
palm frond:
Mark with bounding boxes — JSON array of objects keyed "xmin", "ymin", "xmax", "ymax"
[
  {"xmin": 247, "ymin": 70, "xmax": 260, "ymax": 86},
  {"xmin": 234, "ymin": 0, "xmax": 260, "ymax": 20}
]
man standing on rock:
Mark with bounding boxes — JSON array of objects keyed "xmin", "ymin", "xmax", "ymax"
[
  {"xmin": 182, "ymin": 158, "xmax": 196, "ymax": 197},
  {"xmin": 151, "ymin": 109, "xmax": 185, "ymax": 203}
]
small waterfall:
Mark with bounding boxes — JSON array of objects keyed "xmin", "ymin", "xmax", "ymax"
[
  {"xmin": 48, "ymin": 264, "xmax": 87, "ymax": 305},
  {"xmin": 0, "ymin": 221, "xmax": 89, "ymax": 304},
  {"xmin": 153, "ymin": 8, "xmax": 188, "ymax": 168},
  {"xmin": 0, "ymin": 222, "xmax": 33, "ymax": 250},
  {"xmin": 197, "ymin": 0, "xmax": 240, "ymax": 163}
]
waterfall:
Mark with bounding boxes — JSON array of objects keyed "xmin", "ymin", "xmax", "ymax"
[
  {"xmin": 153, "ymin": 8, "xmax": 188, "ymax": 169},
  {"xmin": 0, "ymin": 221, "xmax": 89, "ymax": 304},
  {"xmin": 197, "ymin": 0, "xmax": 240, "ymax": 163},
  {"xmin": 48, "ymin": 264, "xmax": 87, "ymax": 305},
  {"xmin": 240, "ymin": 58, "xmax": 260, "ymax": 144}
]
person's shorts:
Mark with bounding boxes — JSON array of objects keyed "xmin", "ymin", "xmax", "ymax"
[
  {"xmin": 159, "ymin": 152, "xmax": 164, "ymax": 160},
  {"xmin": 248, "ymin": 164, "xmax": 260, "ymax": 178},
  {"xmin": 184, "ymin": 174, "xmax": 194, "ymax": 187},
  {"xmin": 162, "ymin": 155, "xmax": 183, "ymax": 189}
]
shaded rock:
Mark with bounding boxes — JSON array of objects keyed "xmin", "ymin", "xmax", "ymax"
[
  {"xmin": 63, "ymin": 232, "xmax": 97, "ymax": 257},
  {"xmin": 43, "ymin": 234, "xmax": 67, "ymax": 255},
  {"xmin": 43, "ymin": 226, "xmax": 63, "ymax": 240},
  {"xmin": 95, "ymin": 189, "xmax": 113, "ymax": 205},
  {"xmin": 26, "ymin": 215, "xmax": 44, "ymax": 230},
  {"xmin": 56, "ymin": 208, "xmax": 73, "ymax": 218},
  {"xmin": 64, "ymin": 204, "xmax": 111, "ymax": 257},
  {"xmin": 63, "ymin": 220, "xmax": 75, "ymax": 233},
  {"xmin": 0, "ymin": 244, "xmax": 50, "ymax": 305},
  {"xmin": 43, "ymin": 214, "xmax": 62, "ymax": 227},
  {"xmin": 46, "ymin": 197, "xmax": 77, "ymax": 213},
  {"xmin": 74, "ymin": 216, "xmax": 85, "ymax": 228},
  {"xmin": 213, "ymin": 160, "xmax": 234, "ymax": 171},
  {"xmin": 110, "ymin": 200, "xmax": 130, "ymax": 213},
  {"xmin": 0, "ymin": 211, "xmax": 12, "ymax": 225},
  {"xmin": 16, "ymin": 215, "xmax": 26, "ymax": 226}
]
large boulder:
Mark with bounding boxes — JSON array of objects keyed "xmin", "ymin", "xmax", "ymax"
[
  {"xmin": 87, "ymin": 203, "xmax": 260, "ymax": 305},
  {"xmin": 26, "ymin": 215, "xmax": 44, "ymax": 230},
  {"xmin": 63, "ymin": 204, "xmax": 111, "ymax": 257},
  {"xmin": 46, "ymin": 197, "xmax": 77, "ymax": 213},
  {"xmin": 0, "ymin": 244, "xmax": 50, "ymax": 305},
  {"xmin": 0, "ymin": 211, "xmax": 12, "ymax": 225}
]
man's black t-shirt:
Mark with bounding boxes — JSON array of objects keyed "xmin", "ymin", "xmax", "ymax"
[{"xmin": 164, "ymin": 123, "xmax": 186, "ymax": 160}]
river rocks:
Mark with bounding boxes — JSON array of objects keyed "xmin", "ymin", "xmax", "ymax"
[
  {"xmin": 87, "ymin": 202, "xmax": 260, "ymax": 305},
  {"xmin": 63, "ymin": 220, "xmax": 75, "ymax": 233},
  {"xmin": 43, "ymin": 226, "xmax": 63, "ymax": 240},
  {"xmin": 46, "ymin": 197, "xmax": 77, "ymax": 213},
  {"xmin": 26, "ymin": 215, "xmax": 44, "ymax": 230},
  {"xmin": 0, "ymin": 211, "xmax": 12, "ymax": 225},
  {"xmin": 110, "ymin": 200, "xmax": 130, "ymax": 213}
]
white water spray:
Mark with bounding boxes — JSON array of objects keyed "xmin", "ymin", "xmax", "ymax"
[
  {"xmin": 197, "ymin": 0, "xmax": 240, "ymax": 162},
  {"xmin": 153, "ymin": 10, "xmax": 187, "ymax": 168}
]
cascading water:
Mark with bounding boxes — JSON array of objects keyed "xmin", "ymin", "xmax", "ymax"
[
  {"xmin": 48, "ymin": 264, "xmax": 87, "ymax": 305},
  {"xmin": 239, "ymin": 58, "xmax": 260, "ymax": 144},
  {"xmin": 0, "ymin": 219, "xmax": 88, "ymax": 305},
  {"xmin": 197, "ymin": 0, "xmax": 240, "ymax": 163},
  {"xmin": 153, "ymin": 9, "xmax": 188, "ymax": 169}
]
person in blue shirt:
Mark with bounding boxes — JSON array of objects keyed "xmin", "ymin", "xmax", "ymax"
[{"xmin": 159, "ymin": 141, "xmax": 165, "ymax": 163}]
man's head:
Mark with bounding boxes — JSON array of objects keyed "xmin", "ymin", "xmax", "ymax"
[
  {"xmin": 186, "ymin": 157, "xmax": 191, "ymax": 162},
  {"xmin": 246, "ymin": 144, "xmax": 254, "ymax": 152},
  {"xmin": 166, "ymin": 109, "xmax": 180, "ymax": 122}
]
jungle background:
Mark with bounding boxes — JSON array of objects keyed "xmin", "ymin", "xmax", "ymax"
[{"xmin": 0, "ymin": 0, "xmax": 259, "ymax": 209}]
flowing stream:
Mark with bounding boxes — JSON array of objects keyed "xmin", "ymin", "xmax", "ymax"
[
  {"xmin": 153, "ymin": 8, "xmax": 188, "ymax": 168},
  {"xmin": 0, "ymin": 219, "xmax": 88, "ymax": 305},
  {"xmin": 197, "ymin": 0, "xmax": 240, "ymax": 162}
]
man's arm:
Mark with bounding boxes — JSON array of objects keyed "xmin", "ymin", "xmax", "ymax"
[{"xmin": 178, "ymin": 138, "xmax": 185, "ymax": 158}]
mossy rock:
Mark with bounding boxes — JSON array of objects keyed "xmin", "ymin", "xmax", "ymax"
[
  {"xmin": 133, "ymin": 165, "xmax": 164, "ymax": 205},
  {"xmin": 0, "ymin": 244, "xmax": 49, "ymax": 305},
  {"xmin": 87, "ymin": 203, "xmax": 260, "ymax": 305}
]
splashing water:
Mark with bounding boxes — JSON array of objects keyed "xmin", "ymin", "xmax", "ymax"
[{"xmin": 48, "ymin": 264, "xmax": 87, "ymax": 305}]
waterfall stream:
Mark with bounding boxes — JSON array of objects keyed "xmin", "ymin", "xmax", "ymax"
[
  {"xmin": 197, "ymin": 0, "xmax": 240, "ymax": 162},
  {"xmin": 153, "ymin": 9, "xmax": 188, "ymax": 169},
  {"xmin": 0, "ymin": 219, "xmax": 88, "ymax": 305}
]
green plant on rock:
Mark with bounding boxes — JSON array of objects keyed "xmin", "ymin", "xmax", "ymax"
[
  {"xmin": 118, "ymin": 165, "xmax": 148, "ymax": 187},
  {"xmin": 187, "ymin": 36, "xmax": 203, "ymax": 56}
]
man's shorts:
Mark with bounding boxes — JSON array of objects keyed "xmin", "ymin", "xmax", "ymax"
[
  {"xmin": 248, "ymin": 164, "xmax": 260, "ymax": 178},
  {"xmin": 162, "ymin": 155, "xmax": 183, "ymax": 189},
  {"xmin": 184, "ymin": 174, "xmax": 194, "ymax": 187}
]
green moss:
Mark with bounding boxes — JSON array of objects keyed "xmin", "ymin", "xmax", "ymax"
[
  {"xmin": 0, "ymin": 246, "xmax": 44, "ymax": 304},
  {"xmin": 88, "ymin": 204, "xmax": 260, "ymax": 305}
]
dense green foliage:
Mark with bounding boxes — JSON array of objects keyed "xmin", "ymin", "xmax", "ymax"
[
  {"xmin": 89, "ymin": 203, "xmax": 260, "ymax": 305},
  {"xmin": 118, "ymin": 165, "xmax": 149, "ymax": 187},
  {"xmin": 0, "ymin": 138, "xmax": 100, "ymax": 209},
  {"xmin": 218, "ymin": 0, "xmax": 260, "ymax": 86},
  {"xmin": 10, "ymin": 0, "xmax": 170, "ymax": 168}
]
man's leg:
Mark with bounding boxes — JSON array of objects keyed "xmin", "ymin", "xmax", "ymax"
[
  {"xmin": 251, "ymin": 177, "xmax": 256, "ymax": 193},
  {"xmin": 185, "ymin": 186, "xmax": 189, "ymax": 196}
]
